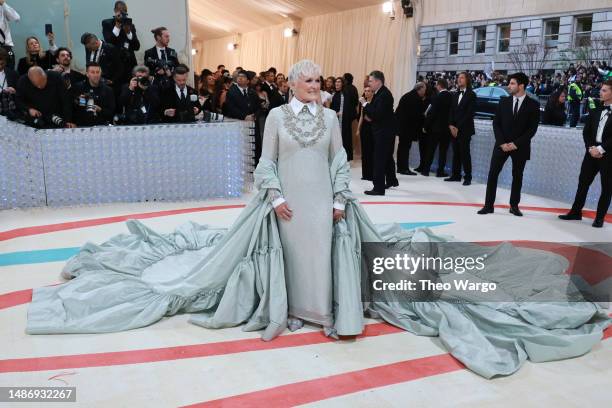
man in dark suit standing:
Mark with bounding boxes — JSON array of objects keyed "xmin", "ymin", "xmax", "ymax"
[
  {"xmin": 395, "ymin": 82, "xmax": 427, "ymax": 175},
  {"xmin": 421, "ymin": 78, "xmax": 452, "ymax": 177},
  {"xmin": 80, "ymin": 33, "xmax": 123, "ymax": 92},
  {"xmin": 362, "ymin": 70, "xmax": 398, "ymax": 195},
  {"xmin": 559, "ymin": 79, "xmax": 612, "ymax": 228},
  {"xmin": 102, "ymin": 1, "xmax": 140, "ymax": 85},
  {"xmin": 447, "ymin": 72, "xmax": 476, "ymax": 185},
  {"xmin": 478, "ymin": 72, "xmax": 540, "ymax": 216},
  {"xmin": 144, "ymin": 27, "xmax": 179, "ymax": 89},
  {"xmin": 160, "ymin": 64, "xmax": 200, "ymax": 123},
  {"xmin": 223, "ymin": 70, "xmax": 258, "ymax": 120},
  {"xmin": 261, "ymin": 70, "xmax": 284, "ymax": 110}
]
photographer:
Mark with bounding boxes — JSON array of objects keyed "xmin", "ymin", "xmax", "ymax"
[
  {"xmin": 0, "ymin": 0, "xmax": 19, "ymax": 70},
  {"xmin": 102, "ymin": 1, "xmax": 140, "ymax": 84},
  {"xmin": 16, "ymin": 34, "xmax": 58, "ymax": 76},
  {"xmin": 144, "ymin": 27, "xmax": 178, "ymax": 89},
  {"xmin": 51, "ymin": 47, "xmax": 85, "ymax": 91},
  {"xmin": 118, "ymin": 65, "xmax": 160, "ymax": 124},
  {"xmin": 81, "ymin": 32, "xmax": 123, "ymax": 93},
  {"xmin": 160, "ymin": 64, "xmax": 200, "ymax": 123},
  {"xmin": 16, "ymin": 66, "xmax": 74, "ymax": 129},
  {"xmin": 72, "ymin": 62, "xmax": 115, "ymax": 127},
  {"xmin": 0, "ymin": 47, "xmax": 17, "ymax": 119}
]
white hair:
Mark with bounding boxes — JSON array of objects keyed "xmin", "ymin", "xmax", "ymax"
[{"xmin": 288, "ymin": 59, "xmax": 322, "ymax": 84}]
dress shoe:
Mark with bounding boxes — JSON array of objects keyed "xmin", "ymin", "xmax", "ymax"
[
  {"xmin": 592, "ymin": 219, "xmax": 604, "ymax": 228},
  {"xmin": 462, "ymin": 179, "xmax": 471, "ymax": 186},
  {"xmin": 558, "ymin": 211, "xmax": 582, "ymax": 221},
  {"xmin": 477, "ymin": 206, "xmax": 494, "ymax": 215},
  {"xmin": 364, "ymin": 189, "xmax": 385, "ymax": 196},
  {"xmin": 444, "ymin": 176, "xmax": 462, "ymax": 182},
  {"xmin": 436, "ymin": 172, "xmax": 448, "ymax": 178},
  {"xmin": 385, "ymin": 181, "xmax": 399, "ymax": 189},
  {"xmin": 509, "ymin": 206, "xmax": 523, "ymax": 217},
  {"xmin": 414, "ymin": 166, "xmax": 423, "ymax": 172},
  {"xmin": 420, "ymin": 171, "xmax": 430, "ymax": 177},
  {"xmin": 398, "ymin": 170, "xmax": 417, "ymax": 176}
]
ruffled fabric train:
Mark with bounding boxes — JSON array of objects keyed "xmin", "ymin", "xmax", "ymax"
[{"xmin": 26, "ymin": 150, "xmax": 611, "ymax": 379}]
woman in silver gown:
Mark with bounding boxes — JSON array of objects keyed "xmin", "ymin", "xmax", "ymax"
[{"xmin": 26, "ymin": 60, "xmax": 611, "ymax": 379}]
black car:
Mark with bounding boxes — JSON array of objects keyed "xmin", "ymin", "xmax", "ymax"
[{"xmin": 474, "ymin": 86, "xmax": 544, "ymax": 121}]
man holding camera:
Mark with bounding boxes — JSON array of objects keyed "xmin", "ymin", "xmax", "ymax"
[
  {"xmin": 51, "ymin": 47, "xmax": 85, "ymax": 91},
  {"xmin": 144, "ymin": 27, "xmax": 178, "ymax": 90},
  {"xmin": 160, "ymin": 64, "xmax": 200, "ymax": 123},
  {"xmin": 72, "ymin": 62, "xmax": 115, "ymax": 127},
  {"xmin": 102, "ymin": 1, "xmax": 140, "ymax": 85},
  {"xmin": 118, "ymin": 65, "xmax": 160, "ymax": 124},
  {"xmin": 16, "ymin": 66, "xmax": 75, "ymax": 128}
]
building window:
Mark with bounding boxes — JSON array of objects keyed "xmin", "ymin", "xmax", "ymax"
[
  {"xmin": 544, "ymin": 19, "xmax": 560, "ymax": 48},
  {"xmin": 448, "ymin": 29, "xmax": 459, "ymax": 55},
  {"xmin": 522, "ymin": 29, "xmax": 528, "ymax": 45},
  {"xmin": 474, "ymin": 27, "xmax": 486, "ymax": 54},
  {"xmin": 497, "ymin": 24, "xmax": 510, "ymax": 53},
  {"xmin": 575, "ymin": 15, "xmax": 592, "ymax": 47}
]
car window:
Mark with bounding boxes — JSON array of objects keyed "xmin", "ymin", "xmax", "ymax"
[
  {"xmin": 491, "ymin": 88, "xmax": 507, "ymax": 97},
  {"xmin": 474, "ymin": 87, "xmax": 492, "ymax": 97}
]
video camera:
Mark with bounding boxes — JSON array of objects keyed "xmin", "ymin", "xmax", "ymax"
[{"xmin": 146, "ymin": 56, "xmax": 175, "ymax": 74}]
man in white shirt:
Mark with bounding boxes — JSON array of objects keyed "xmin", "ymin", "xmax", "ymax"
[
  {"xmin": 559, "ymin": 79, "xmax": 612, "ymax": 228},
  {"xmin": 0, "ymin": 0, "xmax": 20, "ymax": 69},
  {"xmin": 102, "ymin": 1, "xmax": 140, "ymax": 83}
]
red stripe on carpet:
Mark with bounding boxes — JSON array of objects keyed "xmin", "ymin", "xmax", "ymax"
[
  {"xmin": 2, "ymin": 202, "xmax": 608, "ymax": 242},
  {"xmin": 0, "ymin": 288, "xmax": 32, "ymax": 310},
  {"xmin": 0, "ymin": 323, "xmax": 403, "ymax": 374},
  {"xmin": 184, "ymin": 327, "xmax": 612, "ymax": 408},
  {"xmin": 182, "ymin": 353, "xmax": 465, "ymax": 408},
  {"xmin": 0, "ymin": 204, "xmax": 246, "ymax": 242}
]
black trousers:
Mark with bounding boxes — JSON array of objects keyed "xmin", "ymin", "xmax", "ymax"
[
  {"xmin": 341, "ymin": 117, "xmax": 354, "ymax": 161},
  {"xmin": 373, "ymin": 130, "xmax": 397, "ymax": 192},
  {"xmin": 484, "ymin": 148, "xmax": 527, "ymax": 207},
  {"xmin": 569, "ymin": 102, "xmax": 581, "ymax": 127},
  {"xmin": 450, "ymin": 132, "xmax": 472, "ymax": 179},
  {"xmin": 570, "ymin": 153, "xmax": 611, "ymax": 220},
  {"xmin": 360, "ymin": 122, "xmax": 374, "ymax": 180},
  {"xmin": 422, "ymin": 130, "xmax": 450, "ymax": 174},
  {"xmin": 415, "ymin": 133, "xmax": 428, "ymax": 169},
  {"xmin": 396, "ymin": 132, "xmax": 413, "ymax": 172}
]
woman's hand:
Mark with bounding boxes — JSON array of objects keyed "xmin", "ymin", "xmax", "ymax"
[
  {"xmin": 333, "ymin": 209, "xmax": 345, "ymax": 223},
  {"xmin": 274, "ymin": 202, "xmax": 293, "ymax": 221}
]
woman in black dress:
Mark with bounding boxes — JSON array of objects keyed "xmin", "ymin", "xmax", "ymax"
[
  {"xmin": 543, "ymin": 89, "xmax": 567, "ymax": 126},
  {"xmin": 17, "ymin": 36, "xmax": 57, "ymax": 76},
  {"xmin": 357, "ymin": 85, "xmax": 374, "ymax": 180},
  {"xmin": 330, "ymin": 77, "xmax": 355, "ymax": 161}
]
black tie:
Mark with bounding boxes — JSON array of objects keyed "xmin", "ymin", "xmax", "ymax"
[
  {"xmin": 180, "ymin": 88, "xmax": 186, "ymax": 102},
  {"xmin": 243, "ymin": 89, "xmax": 247, "ymax": 97},
  {"xmin": 513, "ymin": 98, "xmax": 519, "ymax": 117},
  {"xmin": 160, "ymin": 49, "xmax": 167, "ymax": 61},
  {"xmin": 604, "ymin": 106, "xmax": 611, "ymax": 112}
]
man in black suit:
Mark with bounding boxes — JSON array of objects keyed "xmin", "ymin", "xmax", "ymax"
[
  {"xmin": 160, "ymin": 64, "xmax": 200, "ymax": 123},
  {"xmin": 362, "ymin": 70, "xmax": 398, "ymax": 195},
  {"xmin": 559, "ymin": 79, "xmax": 612, "ymax": 228},
  {"xmin": 261, "ymin": 70, "xmax": 284, "ymax": 110},
  {"xmin": 478, "ymin": 72, "xmax": 540, "ymax": 217},
  {"xmin": 421, "ymin": 78, "xmax": 452, "ymax": 177},
  {"xmin": 118, "ymin": 65, "xmax": 160, "ymax": 125},
  {"xmin": 395, "ymin": 82, "xmax": 427, "ymax": 175},
  {"xmin": 102, "ymin": 1, "xmax": 140, "ymax": 84},
  {"xmin": 447, "ymin": 72, "xmax": 476, "ymax": 185},
  {"xmin": 144, "ymin": 27, "xmax": 179, "ymax": 89},
  {"xmin": 72, "ymin": 62, "xmax": 116, "ymax": 127},
  {"xmin": 80, "ymin": 33, "xmax": 123, "ymax": 91},
  {"xmin": 223, "ymin": 70, "xmax": 257, "ymax": 120}
]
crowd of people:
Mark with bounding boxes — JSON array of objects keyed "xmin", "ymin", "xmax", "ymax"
[{"xmin": 419, "ymin": 61, "xmax": 611, "ymax": 128}]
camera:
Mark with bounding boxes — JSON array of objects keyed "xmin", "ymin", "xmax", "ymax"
[
  {"xmin": 31, "ymin": 114, "xmax": 65, "ymax": 129},
  {"xmin": 137, "ymin": 76, "xmax": 150, "ymax": 88},
  {"xmin": 117, "ymin": 11, "xmax": 133, "ymax": 26},
  {"xmin": 202, "ymin": 110, "xmax": 224, "ymax": 122},
  {"xmin": 146, "ymin": 56, "xmax": 175, "ymax": 74}
]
